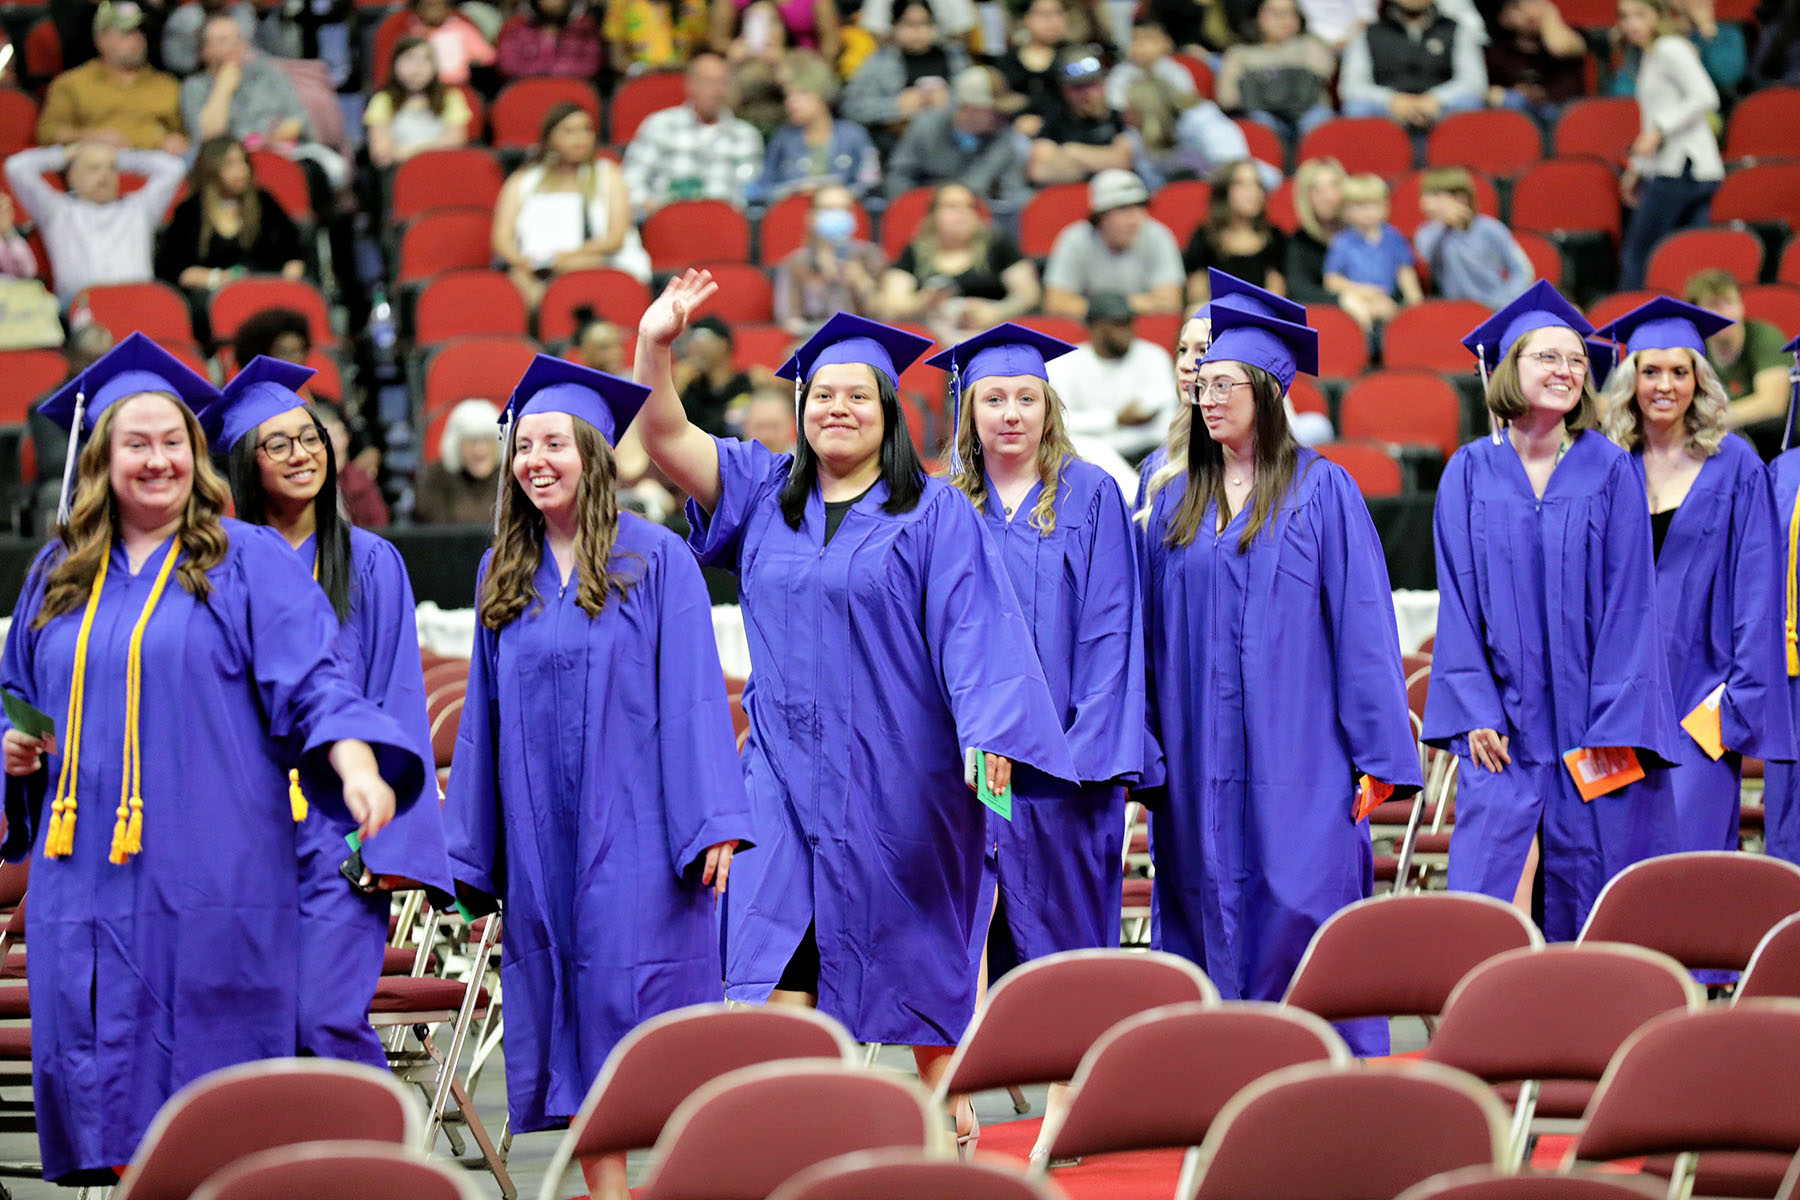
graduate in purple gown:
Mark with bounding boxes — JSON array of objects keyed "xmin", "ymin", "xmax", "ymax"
[
  {"xmin": 1134, "ymin": 281, "xmax": 1421, "ymax": 1057},
  {"xmin": 631, "ymin": 273, "xmax": 1077, "ymax": 1148},
  {"xmin": 1424, "ymin": 282, "xmax": 1682, "ymax": 943},
  {"xmin": 0, "ymin": 334, "xmax": 424, "ymax": 1184},
  {"xmin": 203, "ymin": 357, "xmax": 455, "ymax": 1070},
  {"xmin": 1765, "ymin": 336, "xmax": 1800, "ymax": 867},
  {"xmin": 442, "ymin": 354, "xmax": 752, "ymax": 1137},
  {"xmin": 1594, "ymin": 298, "xmax": 1794, "ymax": 856}
]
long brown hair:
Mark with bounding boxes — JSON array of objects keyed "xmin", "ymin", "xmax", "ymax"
[
  {"xmin": 1201, "ymin": 159, "xmax": 1273, "ymax": 255},
  {"xmin": 36, "ymin": 397, "xmax": 232, "ymax": 627},
  {"xmin": 191, "ymin": 136, "xmax": 262, "ymax": 262},
  {"xmin": 478, "ymin": 416, "xmax": 639, "ymax": 629},
  {"xmin": 377, "ymin": 36, "xmax": 449, "ymax": 115},
  {"xmin": 948, "ymin": 379, "xmax": 1079, "ymax": 535},
  {"xmin": 909, "ymin": 183, "xmax": 991, "ymax": 279},
  {"xmin": 1154, "ymin": 366, "xmax": 1302, "ymax": 551}
]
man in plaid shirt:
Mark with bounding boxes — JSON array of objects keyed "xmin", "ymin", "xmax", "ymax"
[{"xmin": 622, "ymin": 51, "xmax": 765, "ymax": 217}]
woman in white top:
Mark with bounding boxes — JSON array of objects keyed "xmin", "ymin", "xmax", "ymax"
[
  {"xmin": 1617, "ymin": 0, "xmax": 1722, "ymax": 290},
  {"xmin": 491, "ymin": 102, "xmax": 651, "ymax": 308}
]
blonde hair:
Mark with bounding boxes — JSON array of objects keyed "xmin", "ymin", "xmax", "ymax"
[
  {"xmin": 947, "ymin": 379, "xmax": 1079, "ymax": 535},
  {"xmin": 1293, "ymin": 158, "xmax": 1347, "ymax": 243},
  {"xmin": 1599, "ymin": 347, "xmax": 1730, "ymax": 457},
  {"xmin": 1340, "ymin": 173, "xmax": 1389, "ymax": 206}
]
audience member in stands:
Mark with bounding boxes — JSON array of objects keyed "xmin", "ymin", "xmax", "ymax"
[
  {"xmin": 573, "ymin": 308, "xmax": 628, "ymax": 373},
  {"xmin": 442, "ymin": 353, "xmax": 751, "ymax": 1150},
  {"xmin": 157, "ymin": 137, "xmax": 307, "ymax": 330},
  {"xmin": 1215, "ymin": 0, "xmax": 1338, "ymax": 148},
  {"xmin": 1594, "ymin": 297, "xmax": 1792, "ymax": 870},
  {"xmin": 37, "ymin": 2, "xmax": 188, "ymax": 153},
  {"xmin": 415, "ymin": 397, "xmax": 504, "ymax": 524},
  {"xmin": 364, "ymin": 37, "xmax": 473, "ymax": 169},
  {"xmin": 1107, "ymin": 13, "xmax": 1196, "ymax": 108},
  {"xmin": 163, "ymin": 0, "xmax": 267, "ymax": 76},
  {"xmin": 710, "ymin": 0, "xmax": 839, "ymax": 62},
  {"xmin": 1339, "ymin": 0, "xmax": 1487, "ymax": 146},
  {"xmin": 1028, "ymin": 49, "xmax": 1134, "ymax": 185},
  {"xmin": 402, "ymin": 0, "xmax": 495, "ymax": 86},
  {"xmin": 4, "ymin": 140, "xmax": 185, "ymax": 306},
  {"xmin": 621, "ymin": 51, "xmax": 763, "ymax": 215},
  {"xmin": 1484, "ymin": 0, "xmax": 1587, "ymax": 138},
  {"xmin": 1284, "ymin": 156, "xmax": 1347, "ymax": 303},
  {"xmin": 1617, "ymin": 0, "xmax": 1723, "ymax": 291},
  {"xmin": 1413, "ymin": 166, "xmax": 1533, "ymax": 309},
  {"xmin": 1184, "ymin": 159, "xmax": 1287, "ymax": 305},
  {"xmin": 1293, "ymin": 0, "xmax": 1373, "ymax": 50},
  {"xmin": 0, "ymin": 195, "xmax": 38, "ymax": 281},
  {"xmin": 633, "ymin": 276, "xmax": 1077, "ymax": 1153},
  {"xmin": 1686, "ymin": 270, "xmax": 1792, "ymax": 457},
  {"xmin": 1323, "ymin": 173, "xmax": 1421, "ymax": 334},
  {"xmin": 997, "ymin": 0, "xmax": 1074, "ymax": 134},
  {"xmin": 1044, "ymin": 169, "xmax": 1184, "ymax": 319},
  {"xmin": 774, "ymin": 184, "xmax": 886, "ymax": 337},
  {"xmin": 759, "ymin": 53, "xmax": 881, "ymax": 201},
  {"xmin": 841, "ymin": 0, "xmax": 971, "ymax": 152},
  {"xmin": 1149, "ymin": 0, "xmax": 1248, "ymax": 53},
  {"xmin": 883, "ymin": 67, "xmax": 1031, "ymax": 209},
  {"xmin": 1124, "ymin": 63, "xmax": 1266, "ymax": 189},
  {"xmin": 606, "ymin": 0, "xmax": 711, "ymax": 73},
  {"xmin": 180, "ymin": 12, "xmax": 309, "ymax": 146},
  {"xmin": 494, "ymin": 0, "xmax": 602, "ymax": 80},
  {"xmin": 856, "ymin": 0, "xmax": 975, "ymax": 41},
  {"xmin": 1047, "ymin": 292, "xmax": 1178, "ymax": 464},
  {"xmin": 1605, "ymin": 0, "xmax": 1746, "ymax": 98},
  {"xmin": 493, "ymin": 102, "xmax": 651, "ymax": 309},
  {"xmin": 879, "ymin": 180, "xmax": 1041, "ymax": 338},
  {"xmin": 1426, "ymin": 282, "xmax": 1679, "ymax": 941},
  {"xmin": 673, "ymin": 314, "xmax": 755, "ymax": 436},
  {"xmin": 739, "ymin": 386, "xmax": 797, "ymax": 452},
  {"xmin": 1136, "ymin": 277, "xmax": 1419, "ymax": 1054}
]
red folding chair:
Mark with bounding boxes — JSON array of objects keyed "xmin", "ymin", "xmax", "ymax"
[
  {"xmin": 536, "ymin": 268, "xmax": 652, "ymax": 341},
  {"xmin": 247, "ymin": 149, "xmax": 312, "ymax": 222},
  {"xmin": 415, "ymin": 269, "xmax": 529, "ymax": 343},
  {"xmin": 1338, "ymin": 368, "xmax": 1463, "ymax": 462},
  {"xmin": 1383, "ymin": 301, "xmax": 1494, "ymax": 373},
  {"xmin": 1744, "ymin": 284, "xmax": 1800, "ymax": 334},
  {"xmin": 1740, "ymin": 914, "xmax": 1800, "ymax": 1002},
  {"xmin": 761, "ymin": 192, "xmax": 871, "ymax": 264},
  {"xmin": 397, "ymin": 208, "xmax": 496, "ymax": 286},
  {"xmin": 1711, "ymin": 164, "xmax": 1800, "ymax": 228},
  {"xmin": 390, "ymin": 148, "xmax": 505, "ymax": 227},
  {"xmin": 1724, "ymin": 86, "xmax": 1800, "ymax": 162},
  {"xmin": 1308, "ymin": 303, "xmax": 1370, "ymax": 378},
  {"xmin": 1426, "ymin": 109, "xmax": 1544, "ymax": 177},
  {"xmin": 1148, "ymin": 178, "xmax": 1214, "ymax": 248},
  {"xmin": 1299, "ymin": 116, "xmax": 1414, "ymax": 178},
  {"xmin": 1577, "ymin": 851, "xmax": 1800, "ymax": 976},
  {"xmin": 1514, "ymin": 231, "xmax": 1565, "ymax": 286},
  {"xmin": 1395, "ymin": 1166, "xmax": 1664, "ymax": 1200},
  {"xmin": 421, "ymin": 335, "xmax": 541, "ymax": 415},
  {"xmin": 83, "ymin": 281, "xmax": 194, "ymax": 346},
  {"xmin": 770, "ymin": 1150, "xmax": 1066, "ymax": 1200},
  {"xmin": 1019, "ymin": 183, "xmax": 1092, "ymax": 258},
  {"xmin": 189, "ymin": 1141, "xmax": 482, "ymax": 1200},
  {"xmin": 641, "ymin": 200, "xmax": 752, "ymax": 270},
  {"xmin": 608, "ymin": 70, "xmax": 687, "ymax": 144},
  {"xmin": 698, "ymin": 261, "xmax": 776, "ymax": 323},
  {"xmin": 490, "ymin": 77, "xmax": 602, "ymax": 151},
  {"xmin": 1644, "ymin": 226, "xmax": 1763, "ymax": 294},
  {"xmin": 210, "ymin": 277, "xmax": 334, "ymax": 348},
  {"xmin": 1553, "ymin": 98, "xmax": 1640, "ymax": 167}
]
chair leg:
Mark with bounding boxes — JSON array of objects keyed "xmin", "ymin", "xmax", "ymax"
[
  {"xmin": 1007, "ymin": 1085, "xmax": 1031, "ymax": 1115},
  {"xmin": 862, "ymin": 1041, "xmax": 882, "ymax": 1067},
  {"xmin": 1506, "ymin": 1080, "xmax": 1538, "ymax": 1168}
]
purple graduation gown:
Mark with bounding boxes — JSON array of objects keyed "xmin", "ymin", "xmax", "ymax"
[
  {"xmin": 976, "ymin": 457, "xmax": 1144, "ymax": 968},
  {"xmin": 443, "ymin": 515, "xmax": 754, "ymax": 1133},
  {"xmin": 0, "ymin": 520, "xmax": 425, "ymax": 1183},
  {"xmin": 292, "ymin": 528, "xmax": 454, "ymax": 1069},
  {"xmin": 1764, "ymin": 450, "xmax": 1800, "ymax": 866},
  {"xmin": 1424, "ymin": 431, "xmax": 1680, "ymax": 942},
  {"xmin": 688, "ymin": 437, "xmax": 1078, "ymax": 1046},
  {"xmin": 1136, "ymin": 448, "xmax": 1421, "ymax": 1056},
  {"xmin": 1634, "ymin": 435, "xmax": 1793, "ymax": 854}
]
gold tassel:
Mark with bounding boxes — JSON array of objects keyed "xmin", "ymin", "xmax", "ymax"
[
  {"xmin": 289, "ymin": 769, "xmax": 309, "ymax": 822},
  {"xmin": 105, "ymin": 541, "xmax": 180, "ymax": 866},
  {"xmin": 124, "ymin": 797, "xmax": 143, "ymax": 855},
  {"xmin": 108, "ymin": 797, "xmax": 131, "ymax": 865},
  {"xmin": 1787, "ymin": 485, "xmax": 1799, "ymax": 677}
]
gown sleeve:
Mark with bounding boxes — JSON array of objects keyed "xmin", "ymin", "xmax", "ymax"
[
  {"xmin": 1063, "ymin": 474, "xmax": 1147, "ymax": 786},
  {"xmin": 1, "ymin": 547, "xmax": 58, "ymax": 861},
  {"xmin": 1317, "ymin": 465, "xmax": 1425, "ymax": 797},
  {"xmin": 1422, "ymin": 450, "xmax": 1508, "ymax": 753},
  {"xmin": 684, "ymin": 435, "xmax": 792, "ymax": 571},
  {"xmin": 1132, "ymin": 452, "xmax": 1169, "ymax": 794},
  {"xmin": 443, "ymin": 554, "xmax": 504, "ymax": 903},
  {"xmin": 1721, "ymin": 461, "xmax": 1796, "ymax": 761},
  {"xmin": 651, "ymin": 539, "xmax": 758, "ymax": 877}
]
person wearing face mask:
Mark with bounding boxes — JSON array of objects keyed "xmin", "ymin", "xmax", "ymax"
[{"xmin": 773, "ymin": 183, "xmax": 887, "ymax": 337}]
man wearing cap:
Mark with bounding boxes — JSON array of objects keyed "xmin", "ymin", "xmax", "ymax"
[
  {"xmin": 35, "ymin": 1, "xmax": 187, "ymax": 152},
  {"xmin": 1046, "ymin": 291, "xmax": 1179, "ymax": 464},
  {"xmin": 885, "ymin": 65, "xmax": 1031, "ymax": 207},
  {"xmin": 1043, "ymin": 168, "xmax": 1185, "ymax": 319},
  {"xmin": 1027, "ymin": 47, "xmax": 1134, "ymax": 186}
]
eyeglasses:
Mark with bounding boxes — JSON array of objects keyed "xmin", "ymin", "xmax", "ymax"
[
  {"xmin": 1524, "ymin": 350, "xmax": 1589, "ymax": 373},
  {"xmin": 1190, "ymin": 379, "xmax": 1254, "ymax": 404},
  {"xmin": 256, "ymin": 426, "xmax": 325, "ymax": 460}
]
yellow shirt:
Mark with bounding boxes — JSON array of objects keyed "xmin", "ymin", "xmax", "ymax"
[
  {"xmin": 37, "ymin": 60, "xmax": 183, "ymax": 150},
  {"xmin": 603, "ymin": 0, "xmax": 710, "ymax": 68}
]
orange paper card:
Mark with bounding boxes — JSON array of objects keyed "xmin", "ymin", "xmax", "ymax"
[
  {"xmin": 1562, "ymin": 747, "xmax": 1644, "ymax": 802},
  {"xmin": 1353, "ymin": 774, "xmax": 1393, "ymax": 822},
  {"xmin": 1680, "ymin": 683, "xmax": 1726, "ymax": 761}
]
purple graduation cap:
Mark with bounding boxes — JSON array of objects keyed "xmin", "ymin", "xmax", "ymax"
[
  {"xmin": 502, "ymin": 353, "xmax": 652, "ymax": 448},
  {"xmin": 1197, "ymin": 268, "xmax": 1308, "ymax": 324},
  {"xmin": 773, "ymin": 312, "xmax": 935, "ymax": 416},
  {"xmin": 1585, "ymin": 336, "xmax": 1618, "ymax": 393},
  {"xmin": 924, "ymin": 322, "xmax": 1077, "ymax": 469},
  {"xmin": 38, "ymin": 331, "xmax": 221, "ymax": 525},
  {"xmin": 1199, "ymin": 300, "xmax": 1320, "ymax": 396},
  {"xmin": 1592, "ymin": 295, "xmax": 1734, "ymax": 358},
  {"xmin": 198, "ymin": 355, "xmax": 318, "ymax": 452},
  {"xmin": 1459, "ymin": 279, "xmax": 1593, "ymax": 440}
]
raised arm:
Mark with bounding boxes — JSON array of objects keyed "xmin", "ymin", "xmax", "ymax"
[{"xmin": 633, "ymin": 268, "xmax": 725, "ymax": 510}]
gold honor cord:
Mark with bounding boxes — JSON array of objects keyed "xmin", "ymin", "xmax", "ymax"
[
  {"xmin": 287, "ymin": 550, "xmax": 321, "ymax": 823},
  {"xmin": 1787, "ymin": 486, "xmax": 1798, "ymax": 678}
]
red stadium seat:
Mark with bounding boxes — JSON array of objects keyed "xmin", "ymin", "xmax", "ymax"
[
  {"xmin": 0, "ymin": 88, "xmax": 38, "ymax": 158},
  {"xmin": 368, "ymin": 10, "xmax": 410, "ymax": 86},
  {"xmin": 642, "ymin": 200, "xmax": 751, "ymax": 270},
  {"xmin": 1133, "ymin": 311, "xmax": 1183, "ymax": 354},
  {"xmin": 760, "ymin": 193, "xmax": 870, "ymax": 265},
  {"xmin": 1267, "ymin": 174, "xmax": 1299, "ymax": 234},
  {"xmin": 1384, "ymin": 300, "xmax": 1493, "ymax": 373},
  {"xmin": 247, "ymin": 149, "xmax": 312, "ymax": 222},
  {"xmin": 1338, "ymin": 369, "xmax": 1463, "ymax": 461},
  {"xmin": 1644, "ymin": 227, "xmax": 1763, "ymax": 294},
  {"xmin": 1148, "ymin": 178, "xmax": 1214, "ymax": 249},
  {"xmin": 1712, "ymin": 164, "xmax": 1800, "ymax": 228},
  {"xmin": 1781, "ymin": 239, "xmax": 1800, "ymax": 287},
  {"xmin": 1554, "ymin": 97, "xmax": 1640, "ymax": 167},
  {"xmin": 490, "ymin": 77, "xmax": 602, "ymax": 151},
  {"xmin": 0, "ymin": 348, "xmax": 67, "ymax": 425},
  {"xmin": 1234, "ymin": 117, "xmax": 1285, "ymax": 171},
  {"xmin": 390, "ymin": 148, "xmax": 504, "ymax": 227},
  {"xmin": 733, "ymin": 323, "xmax": 798, "ymax": 373},
  {"xmin": 84, "ymin": 281, "xmax": 194, "ymax": 346},
  {"xmin": 608, "ymin": 70, "xmax": 687, "ymax": 145},
  {"xmin": 1743, "ymin": 285, "xmax": 1800, "ymax": 337},
  {"xmin": 22, "ymin": 18, "xmax": 64, "ymax": 85},
  {"xmin": 537, "ymin": 268, "xmax": 652, "ymax": 341},
  {"xmin": 1425, "ymin": 109, "xmax": 1544, "ymax": 177},
  {"xmin": 1319, "ymin": 440, "xmax": 1403, "ymax": 496},
  {"xmin": 397, "ymin": 208, "xmax": 495, "ymax": 285},
  {"xmin": 1511, "ymin": 158, "xmax": 1621, "ymax": 241},
  {"xmin": 1289, "ymin": 374, "xmax": 1329, "ymax": 418},
  {"xmin": 1588, "ymin": 289, "xmax": 1659, "ymax": 330},
  {"xmin": 1019, "ymin": 183, "xmax": 1091, "ymax": 258},
  {"xmin": 1513, "ymin": 231, "xmax": 1564, "ymax": 286},
  {"xmin": 1299, "ymin": 116, "xmax": 1414, "ymax": 179},
  {"xmin": 690, "ymin": 261, "xmax": 773, "ymax": 324},
  {"xmin": 1388, "ymin": 169, "xmax": 1500, "ymax": 239},
  {"xmin": 1557, "ymin": 0, "xmax": 1618, "ymax": 26},
  {"xmin": 210, "ymin": 277, "xmax": 334, "ymax": 348},
  {"xmin": 1172, "ymin": 52, "xmax": 1214, "ymax": 97},
  {"xmin": 415, "ymin": 269, "xmax": 529, "ymax": 343},
  {"xmin": 422, "ymin": 336, "xmax": 541, "ymax": 415},
  {"xmin": 1308, "ymin": 304, "xmax": 1369, "ymax": 378},
  {"xmin": 879, "ymin": 186, "xmax": 946, "ymax": 259},
  {"xmin": 1013, "ymin": 314, "xmax": 1089, "ymax": 344},
  {"xmin": 1724, "ymin": 86, "xmax": 1800, "ymax": 162}
]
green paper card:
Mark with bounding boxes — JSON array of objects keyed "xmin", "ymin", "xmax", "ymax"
[
  {"xmin": 964, "ymin": 747, "xmax": 1012, "ymax": 821},
  {"xmin": 2, "ymin": 689, "xmax": 54, "ymax": 740}
]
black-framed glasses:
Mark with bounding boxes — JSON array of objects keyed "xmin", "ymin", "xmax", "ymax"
[{"xmin": 256, "ymin": 427, "xmax": 325, "ymax": 460}]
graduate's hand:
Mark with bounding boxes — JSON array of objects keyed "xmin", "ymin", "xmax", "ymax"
[
  {"xmin": 3, "ymin": 729, "xmax": 54, "ymax": 776},
  {"xmin": 1468, "ymin": 728, "xmax": 1511, "ymax": 773},
  {"xmin": 1586, "ymin": 746, "xmax": 1634, "ymax": 776},
  {"xmin": 641, "ymin": 269, "xmax": 720, "ymax": 349},
  {"xmin": 985, "ymin": 753, "xmax": 1012, "ymax": 796},
  {"xmin": 700, "ymin": 840, "xmax": 737, "ymax": 898},
  {"xmin": 329, "ymin": 739, "xmax": 398, "ymax": 840}
]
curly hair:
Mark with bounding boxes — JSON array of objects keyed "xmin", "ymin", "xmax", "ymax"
[
  {"xmin": 1599, "ymin": 347, "xmax": 1730, "ymax": 458},
  {"xmin": 947, "ymin": 378, "xmax": 1079, "ymax": 536}
]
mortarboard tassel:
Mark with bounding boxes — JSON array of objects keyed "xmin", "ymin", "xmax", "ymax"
[
  {"xmin": 1784, "ymin": 358, "xmax": 1798, "ymax": 453},
  {"xmin": 1787, "ymin": 485, "xmax": 1798, "ymax": 678},
  {"xmin": 288, "ymin": 549, "xmax": 319, "ymax": 822},
  {"xmin": 55, "ymin": 380, "xmax": 87, "ymax": 528},
  {"xmin": 947, "ymin": 359, "xmax": 964, "ymax": 473},
  {"xmin": 109, "ymin": 540, "xmax": 180, "ymax": 865},
  {"xmin": 1477, "ymin": 345, "xmax": 1501, "ymax": 444},
  {"xmin": 494, "ymin": 411, "xmax": 514, "ymax": 536}
]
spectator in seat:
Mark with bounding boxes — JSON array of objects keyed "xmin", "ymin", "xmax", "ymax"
[
  {"xmin": 1184, "ymin": 159, "xmax": 1287, "ymax": 305},
  {"xmin": 1604, "ymin": 0, "xmax": 1746, "ymax": 99},
  {"xmin": 1107, "ymin": 14, "xmax": 1197, "ymax": 110},
  {"xmin": 1043, "ymin": 168, "xmax": 1185, "ymax": 318},
  {"xmin": 759, "ymin": 53, "xmax": 881, "ymax": 201},
  {"xmin": 1413, "ymin": 165, "xmax": 1533, "ymax": 308},
  {"xmin": 494, "ymin": 102, "xmax": 652, "ymax": 309},
  {"xmin": 495, "ymin": 0, "xmax": 603, "ymax": 82},
  {"xmin": 1484, "ymin": 0, "xmax": 1586, "ymax": 139},
  {"xmin": 841, "ymin": 0, "xmax": 971, "ymax": 153},
  {"xmin": 1216, "ymin": 0, "xmax": 1337, "ymax": 149},
  {"xmin": 1028, "ymin": 49, "xmax": 1134, "ymax": 185},
  {"xmin": 401, "ymin": 0, "xmax": 495, "ymax": 87},
  {"xmin": 883, "ymin": 66, "xmax": 1030, "ymax": 208},
  {"xmin": 1124, "ymin": 64, "xmax": 1268, "ymax": 189},
  {"xmin": 605, "ymin": 0, "xmax": 711, "ymax": 73},
  {"xmin": 4, "ymin": 140, "xmax": 185, "ymax": 306},
  {"xmin": 1686, "ymin": 269, "xmax": 1792, "ymax": 458},
  {"xmin": 414, "ymin": 397, "xmax": 503, "ymax": 524},
  {"xmin": 36, "ymin": 2, "xmax": 188, "ymax": 154},
  {"xmin": 879, "ymin": 180, "xmax": 1040, "ymax": 340},
  {"xmin": 738, "ymin": 386, "xmax": 797, "ymax": 453},
  {"xmin": 1046, "ymin": 290, "xmax": 1179, "ymax": 465},
  {"xmin": 709, "ymin": 0, "xmax": 841, "ymax": 65},
  {"xmin": 997, "ymin": 0, "xmax": 1074, "ymax": 136},
  {"xmin": 773, "ymin": 183, "xmax": 887, "ymax": 337},
  {"xmin": 572, "ymin": 308, "xmax": 628, "ymax": 373},
  {"xmin": 1339, "ymin": 0, "xmax": 1487, "ymax": 147},
  {"xmin": 672, "ymin": 314, "xmax": 755, "ymax": 436},
  {"xmin": 180, "ymin": 13, "xmax": 310, "ymax": 145},
  {"xmin": 1285, "ymin": 155, "xmax": 1348, "ymax": 302},
  {"xmin": 0, "ymin": 195, "xmax": 38, "ymax": 281},
  {"xmin": 1322, "ymin": 171, "xmax": 1421, "ymax": 334},
  {"xmin": 364, "ymin": 37, "xmax": 472, "ymax": 170},
  {"xmin": 163, "ymin": 0, "xmax": 266, "ymax": 76},
  {"xmin": 621, "ymin": 51, "xmax": 764, "ymax": 215}
]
